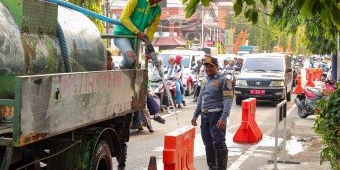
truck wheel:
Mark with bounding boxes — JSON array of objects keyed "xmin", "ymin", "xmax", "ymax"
[
  {"xmin": 91, "ymin": 140, "xmax": 113, "ymax": 170},
  {"xmin": 236, "ymin": 96, "xmax": 242, "ymax": 105},
  {"xmin": 116, "ymin": 143, "xmax": 127, "ymax": 170}
]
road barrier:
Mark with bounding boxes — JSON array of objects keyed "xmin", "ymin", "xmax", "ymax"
[
  {"xmin": 306, "ymin": 70, "xmax": 315, "ymax": 87},
  {"xmin": 148, "ymin": 156, "xmax": 157, "ymax": 170},
  {"xmin": 293, "ymin": 75, "xmax": 303, "ymax": 94},
  {"xmin": 305, "ymin": 68, "xmax": 323, "ymax": 87},
  {"xmin": 268, "ymin": 100, "xmax": 300, "ymax": 169},
  {"xmin": 233, "ymin": 98, "xmax": 263, "ymax": 143},
  {"xmin": 314, "ymin": 68, "xmax": 323, "ymax": 81},
  {"xmin": 163, "ymin": 126, "xmax": 196, "ymax": 170}
]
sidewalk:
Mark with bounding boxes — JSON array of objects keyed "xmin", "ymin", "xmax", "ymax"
[{"xmin": 257, "ymin": 115, "xmax": 332, "ymax": 170}]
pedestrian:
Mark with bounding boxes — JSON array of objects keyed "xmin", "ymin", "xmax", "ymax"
[
  {"xmin": 146, "ymin": 93, "xmax": 165, "ymax": 124},
  {"xmin": 113, "ymin": 0, "xmax": 162, "ymax": 69},
  {"xmin": 191, "ymin": 55, "xmax": 234, "ymax": 170},
  {"xmin": 174, "ymin": 54, "xmax": 186, "ymax": 106}
]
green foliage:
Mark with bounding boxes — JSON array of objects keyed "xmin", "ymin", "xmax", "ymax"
[
  {"xmin": 247, "ymin": 13, "xmax": 278, "ymax": 52},
  {"xmin": 314, "ymin": 86, "xmax": 340, "ymax": 169},
  {"xmin": 68, "ymin": 0, "xmax": 104, "ymax": 33},
  {"xmin": 183, "ymin": 0, "xmax": 340, "ymax": 30},
  {"xmin": 184, "ymin": 0, "xmax": 200, "ymax": 18}
]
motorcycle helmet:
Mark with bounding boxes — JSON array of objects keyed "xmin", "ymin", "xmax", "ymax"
[{"xmin": 175, "ymin": 55, "xmax": 183, "ymax": 64}]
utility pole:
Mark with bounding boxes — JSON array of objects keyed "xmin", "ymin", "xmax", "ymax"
[
  {"xmin": 201, "ymin": 6, "xmax": 204, "ymax": 47},
  {"xmin": 105, "ymin": 0, "xmax": 110, "ymax": 47}
]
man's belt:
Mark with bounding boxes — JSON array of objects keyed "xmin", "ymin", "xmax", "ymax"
[{"xmin": 202, "ymin": 108, "xmax": 222, "ymax": 113}]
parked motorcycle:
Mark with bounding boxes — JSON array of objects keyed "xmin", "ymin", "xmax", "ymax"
[
  {"xmin": 294, "ymin": 82, "xmax": 336, "ymax": 118},
  {"xmin": 192, "ymin": 75, "xmax": 205, "ymax": 101},
  {"xmin": 161, "ymin": 78, "xmax": 176, "ymax": 108},
  {"xmin": 149, "ymin": 80, "xmax": 164, "ymax": 98}
]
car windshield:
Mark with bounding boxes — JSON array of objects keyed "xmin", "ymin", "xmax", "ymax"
[
  {"xmin": 242, "ymin": 57, "xmax": 284, "ymax": 72},
  {"xmin": 181, "ymin": 56, "xmax": 190, "ymax": 68}
]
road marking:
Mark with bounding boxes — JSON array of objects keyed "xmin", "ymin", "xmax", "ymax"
[{"xmin": 228, "ymin": 104, "xmax": 297, "ymax": 170}]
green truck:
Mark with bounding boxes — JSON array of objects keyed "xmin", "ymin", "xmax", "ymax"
[{"xmin": 0, "ymin": 1, "xmax": 147, "ymax": 169}]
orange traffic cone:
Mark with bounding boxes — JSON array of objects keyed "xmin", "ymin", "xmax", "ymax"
[
  {"xmin": 293, "ymin": 75, "xmax": 303, "ymax": 94},
  {"xmin": 148, "ymin": 156, "xmax": 157, "ymax": 170}
]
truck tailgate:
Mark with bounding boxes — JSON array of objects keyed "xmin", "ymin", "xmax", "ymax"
[{"xmin": 0, "ymin": 70, "xmax": 147, "ymax": 146}]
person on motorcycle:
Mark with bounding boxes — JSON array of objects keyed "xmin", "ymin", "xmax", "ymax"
[
  {"xmin": 149, "ymin": 57, "xmax": 168, "ymax": 112},
  {"xmin": 193, "ymin": 57, "xmax": 210, "ymax": 102},
  {"xmin": 150, "ymin": 57, "xmax": 163, "ymax": 81},
  {"xmin": 193, "ymin": 60, "xmax": 203, "ymax": 101},
  {"xmin": 222, "ymin": 59, "xmax": 229, "ymax": 69},
  {"xmin": 166, "ymin": 55, "xmax": 184, "ymax": 108},
  {"xmin": 297, "ymin": 54, "xmax": 304, "ymax": 68},
  {"xmin": 223, "ymin": 59, "xmax": 236, "ymax": 89},
  {"xmin": 146, "ymin": 92, "xmax": 166, "ymax": 124},
  {"xmin": 175, "ymin": 55, "xmax": 187, "ymax": 107}
]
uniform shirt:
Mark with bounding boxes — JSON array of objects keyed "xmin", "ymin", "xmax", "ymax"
[
  {"xmin": 193, "ymin": 73, "xmax": 234, "ymax": 120},
  {"xmin": 114, "ymin": 0, "xmax": 161, "ymax": 41}
]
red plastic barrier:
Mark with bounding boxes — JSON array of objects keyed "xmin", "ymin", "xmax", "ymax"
[
  {"xmin": 233, "ymin": 98, "xmax": 263, "ymax": 143},
  {"xmin": 163, "ymin": 126, "xmax": 196, "ymax": 170},
  {"xmin": 293, "ymin": 75, "xmax": 303, "ymax": 94},
  {"xmin": 314, "ymin": 69, "xmax": 323, "ymax": 81},
  {"xmin": 306, "ymin": 71, "xmax": 315, "ymax": 87}
]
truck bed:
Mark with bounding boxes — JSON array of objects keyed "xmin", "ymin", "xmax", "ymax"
[{"xmin": 0, "ymin": 69, "xmax": 148, "ymax": 147}]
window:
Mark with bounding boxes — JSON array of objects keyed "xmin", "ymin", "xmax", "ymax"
[{"xmin": 242, "ymin": 58, "xmax": 284, "ymax": 72}]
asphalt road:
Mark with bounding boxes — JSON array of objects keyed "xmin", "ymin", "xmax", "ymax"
[
  {"xmin": 116, "ymin": 60, "xmax": 332, "ymax": 170},
  {"xmin": 120, "ymin": 96, "xmax": 300, "ymax": 170}
]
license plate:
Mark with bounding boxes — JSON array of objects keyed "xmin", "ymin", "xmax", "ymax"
[{"xmin": 250, "ymin": 89, "xmax": 265, "ymax": 95}]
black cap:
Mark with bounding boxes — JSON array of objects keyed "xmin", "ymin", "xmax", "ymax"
[{"xmin": 203, "ymin": 57, "xmax": 218, "ymax": 66}]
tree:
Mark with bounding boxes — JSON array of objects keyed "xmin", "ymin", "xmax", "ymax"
[
  {"xmin": 68, "ymin": 0, "xmax": 104, "ymax": 33},
  {"xmin": 184, "ymin": 0, "xmax": 339, "ymax": 54}
]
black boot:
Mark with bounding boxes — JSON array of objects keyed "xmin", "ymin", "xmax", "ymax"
[
  {"xmin": 146, "ymin": 124, "xmax": 154, "ymax": 133},
  {"xmin": 205, "ymin": 146, "xmax": 217, "ymax": 170},
  {"xmin": 182, "ymin": 100, "xmax": 186, "ymax": 106},
  {"xmin": 216, "ymin": 149, "xmax": 228, "ymax": 170}
]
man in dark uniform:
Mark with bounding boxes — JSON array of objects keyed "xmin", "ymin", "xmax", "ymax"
[{"xmin": 191, "ymin": 55, "xmax": 234, "ymax": 170}]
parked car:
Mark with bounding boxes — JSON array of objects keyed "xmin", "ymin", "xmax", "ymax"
[
  {"xmin": 159, "ymin": 49, "xmax": 205, "ymax": 95},
  {"xmin": 234, "ymin": 53, "xmax": 294, "ymax": 105}
]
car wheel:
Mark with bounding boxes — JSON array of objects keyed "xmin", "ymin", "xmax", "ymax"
[{"xmin": 236, "ymin": 96, "xmax": 242, "ymax": 105}]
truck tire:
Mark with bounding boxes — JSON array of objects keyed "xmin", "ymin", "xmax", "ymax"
[
  {"xmin": 91, "ymin": 140, "xmax": 113, "ymax": 170},
  {"xmin": 116, "ymin": 143, "xmax": 127, "ymax": 170}
]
